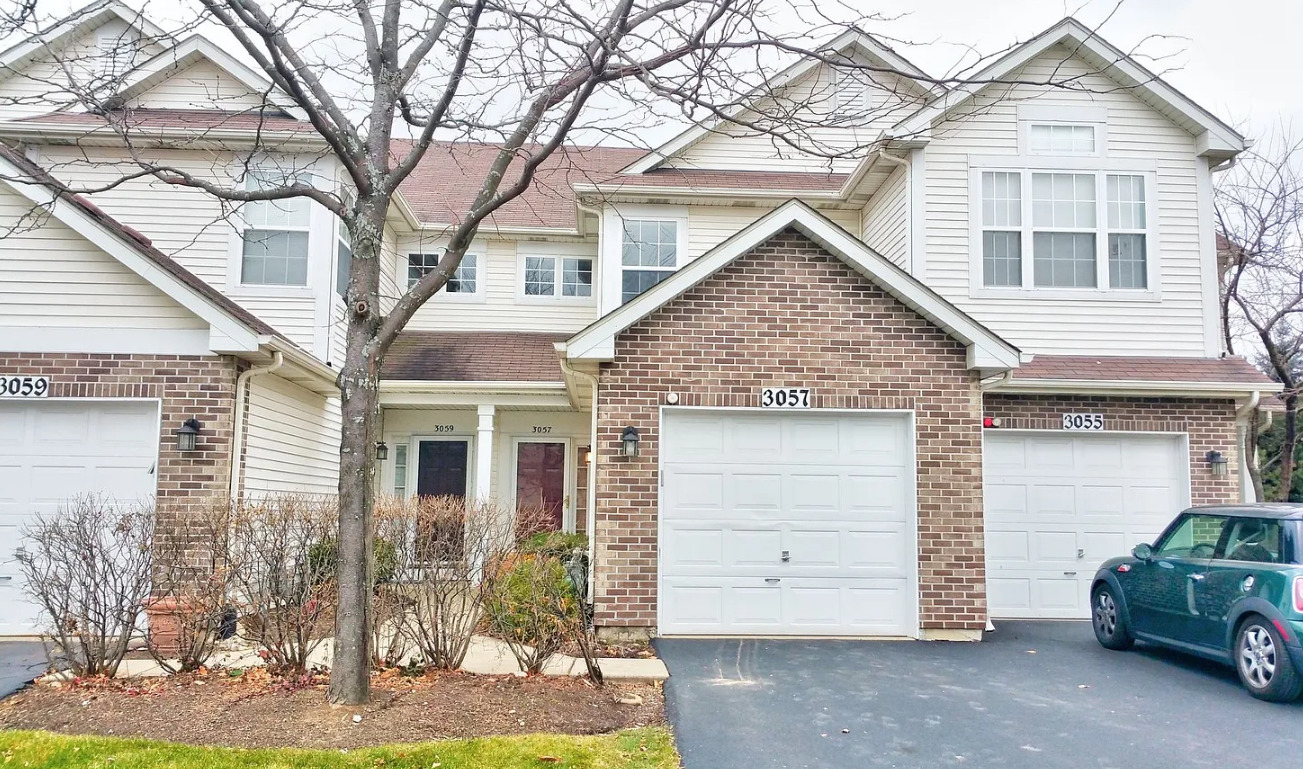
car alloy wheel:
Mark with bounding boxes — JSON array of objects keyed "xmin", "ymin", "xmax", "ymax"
[
  {"xmin": 1239, "ymin": 624, "xmax": 1278, "ymax": 689},
  {"xmin": 1094, "ymin": 590, "xmax": 1118, "ymax": 639}
]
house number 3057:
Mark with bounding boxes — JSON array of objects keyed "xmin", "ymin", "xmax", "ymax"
[
  {"xmin": 532, "ymin": 426, "xmax": 552, "ymax": 434},
  {"xmin": 760, "ymin": 387, "xmax": 812, "ymax": 409}
]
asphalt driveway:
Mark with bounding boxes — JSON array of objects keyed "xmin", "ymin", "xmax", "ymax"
[
  {"xmin": 0, "ymin": 641, "xmax": 44, "ymax": 699},
  {"xmin": 655, "ymin": 621, "xmax": 1303, "ymax": 769}
]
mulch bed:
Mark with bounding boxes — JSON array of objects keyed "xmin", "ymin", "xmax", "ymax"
[{"xmin": 0, "ymin": 669, "xmax": 664, "ymax": 750}]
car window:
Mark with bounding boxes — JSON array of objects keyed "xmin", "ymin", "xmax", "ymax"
[
  {"xmin": 1154, "ymin": 514, "xmax": 1227, "ymax": 558},
  {"xmin": 1221, "ymin": 518, "xmax": 1283, "ymax": 564}
]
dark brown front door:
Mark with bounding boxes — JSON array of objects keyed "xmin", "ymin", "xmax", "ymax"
[
  {"xmin": 416, "ymin": 440, "xmax": 468, "ymax": 560},
  {"xmin": 516, "ymin": 442, "xmax": 565, "ymax": 532}
]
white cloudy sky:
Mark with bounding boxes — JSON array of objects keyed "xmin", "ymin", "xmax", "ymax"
[{"xmin": 868, "ymin": 0, "xmax": 1300, "ymax": 141}]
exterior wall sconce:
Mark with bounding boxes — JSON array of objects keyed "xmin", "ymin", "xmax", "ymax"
[
  {"xmin": 376, "ymin": 441, "xmax": 389, "ymax": 461},
  {"xmin": 621, "ymin": 426, "xmax": 640, "ymax": 458},
  {"xmin": 175, "ymin": 418, "xmax": 201, "ymax": 452},
  {"xmin": 580, "ymin": 445, "xmax": 593, "ymax": 464},
  {"xmin": 1206, "ymin": 450, "xmax": 1229, "ymax": 477}
]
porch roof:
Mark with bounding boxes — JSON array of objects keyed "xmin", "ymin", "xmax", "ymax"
[{"xmin": 382, "ymin": 331, "xmax": 569, "ymax": 383}]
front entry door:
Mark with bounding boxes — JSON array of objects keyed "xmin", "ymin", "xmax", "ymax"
[
  {"xmin": 416, "ymin": 440, "xmax": 469, "ymax": 559},
  {"xmin": 516, "ymin": 442, "xmax": 566, "ymax": 531}
]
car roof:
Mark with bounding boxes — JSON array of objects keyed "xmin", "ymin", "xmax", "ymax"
[{"xmin": 1184, "ymin": 503, "xmax": 1303, "ymax": 520}]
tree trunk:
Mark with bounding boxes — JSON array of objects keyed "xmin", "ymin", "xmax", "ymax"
[
  {"xmin": 1279, "ymin": 394, "xmax": 1299, "ymax": 503},
  {"xmin": 327, "ymin": 201, "xmax": 388, "ymax": 705}
]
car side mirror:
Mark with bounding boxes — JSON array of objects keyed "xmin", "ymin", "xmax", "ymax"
[{"xmin": 1132, "ymin": 543, "xmax": 1154, "ymax": 561}]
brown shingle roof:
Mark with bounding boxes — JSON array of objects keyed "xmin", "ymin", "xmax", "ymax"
[
  {"xmin": 1013, "ymin": 355, "xmax": 1274, "ymax": 385},
  {"xmin": 11, "ymin": 108, "xmax": 314, "ymax": 133},
  {"xmin": 0, "ymin": 142, "xmax": 281, "ymax": 339},
  {"xmin": 382, "ymin": 331, "xmax": 568, "ymax": 382}
]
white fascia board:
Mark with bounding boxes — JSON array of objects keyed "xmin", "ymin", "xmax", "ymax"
[
  {"xmin": 0, "ymin": 163, "xmax": 261, "ymax": 352},
  {"xmin": 891, "ymin": 18, "xmax": 1244, "ymax": 154},
  {"xmin": 573, "ymin": 181, "xmax": 843, "ymax": 204},
  {"xmin": 0, "ymin": 1, "xmax": 173, "ymax": 80},
  {"xmin": 564, "ymin": 198, "xmax": 1020, "ymax": 370},
  {"xmin": 0, "ymin": 120, "xmax": 325, "ymax": 149},
  {"xmin": 993, "ymin": 378, "xmax": 1284, "ymax": 397},
  {"xmin": 115, "ymin": 34, "xmax": 307, "ymax": 119}
]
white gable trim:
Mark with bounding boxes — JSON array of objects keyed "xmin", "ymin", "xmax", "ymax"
[
  {"xmin": 113, "ymin": 34, "xmax": 307, "ymax": 119},
  {"xmin": 0, "ymin": 0, "xmax": 172, "ymax": 81},
  {"xmin": 890, "ymin": 18, "xmax": 1244, "ymax": 157},
  {"xmin": 621, "ymin": 30, "xmax": 941, "ymax": 175},
  {"xmin": 564, "ymin": 199, "xmax": 1020, "ymax": 370},
  {"xmin": 0, "ymin": 155, "xmax": 262, "ymax": 352}
]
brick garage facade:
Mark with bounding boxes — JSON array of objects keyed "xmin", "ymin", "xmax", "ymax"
[
  {"xmin": 0, "ymin": 352, "xmax": 239, "ymax": 559},
  {"xmin": 982, "ymin": 394, "xmax": 1240, "ymax": 506},
  {"xmin": 592, "ymin": 229, "xmax": 986, "ymax": 636}
]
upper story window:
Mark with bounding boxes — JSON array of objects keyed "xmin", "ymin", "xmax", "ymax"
[
  {"xmin": 240, "ymin": 172, "xmax": 311, "ymax": 287},
  {"xmin": 408, "ymin": 252, "xmax": 480, "ymax": 296},
  {"xmin": 1029, "ymin": 123, "xmax": 1096, "ymax": 155},
  {"xmin": 977, "ymin": 169, "xmax": 1153, "ymax": 292},
  {"xmin": 334, "ymin": 219, "xmax": 351, "ymax": 298},
  {"xmin": 621, "ymin": 220, "xmax": 677, "ymax": 303},
  {"xmin": 523, "ymin": 254, "xmax": 593, "ymax": 299}
]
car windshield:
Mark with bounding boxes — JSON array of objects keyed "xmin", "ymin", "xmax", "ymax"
[{"xmin": 1154, "ymin": 514, "xmax": 1227, "ymax": 558}]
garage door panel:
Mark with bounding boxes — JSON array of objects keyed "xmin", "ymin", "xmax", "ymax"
[
  {"xmin": 733, "ymin": 473, "xmax": 784, "ymax": 512},
  {"xmin": 1029, "ymin": 485, "xmax": 1076, "ymax": 518},
  {"xmin": 1079, "ymin": 485, "xmax": 1125, "ymax": 520},
  {"xmin": 729, "ymin": 587, "xmax": 783, "ymax": 625},
  {"xmin": 987, "ymin": 530, "xmax": 1030, "ymax": 565},
  {"xmin": 843, "ymin": 530, "xmax": 910, "ymax": 572},
  {"xmin": 845, "ymin": 473, "xmax": 907, "ymax": 516},
  {"xmin": 665, "ymin": 528, "xmax": 724, "ymax": 567},
  {"xmin": 662, "ymin": 584, "xmax": 724, "ymax": 626},
  {"xmin": 728, "ymin": 529, "xmax": 783, "ymax": 567}
]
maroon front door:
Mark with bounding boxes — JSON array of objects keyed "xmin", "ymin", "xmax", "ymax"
[{"xmin": 516, "ymin": 442, "xmax": 566, "ymax": 532}]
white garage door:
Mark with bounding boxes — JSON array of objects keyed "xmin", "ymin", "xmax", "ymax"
[
  {"xmin": 0, "ymin": 400, "xmax": 160, "ymax": 635},
  {"xmin": 984, "ymin": 431, "xmax": 1188, "ymax": 619},
  {"xmin": 659, "ymin": 409, "xmax": 916, "ymax": 637}
]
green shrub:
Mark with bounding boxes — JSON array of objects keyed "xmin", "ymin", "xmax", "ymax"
[
  {"xmin": 307, "ymin": 537, "xmax": 399, "ymax": 587},
  {"xmin": 483, "ymin": 553, "xmax": 580, "ymax": 673},
  {"xmin": 520, "ymin": 531, "xmax": 587, "ymax": 557}
]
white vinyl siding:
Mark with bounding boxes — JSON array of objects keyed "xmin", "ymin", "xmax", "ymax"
[
  {"xmin": 861, "ymin": 166, "xmax": 909, "ymax": 267},
  {"xmin": 685, "ymin": 205, "xmax": 861, "ymax": 260},
  {"xmin": 127, "ymin": 58, "xmax": 271, "ymax": 111},
  {"xmin": 923, "ymin": 44, "xmax": 1210, "ymax": 356},
  {"xmin": 242, "ymin": 375, "xmax": 341, "ymax": 497}
]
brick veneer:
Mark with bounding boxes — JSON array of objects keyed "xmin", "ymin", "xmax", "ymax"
[
  {"xmin": 592, "ymin": 229, "xmax": 986, "ymax": 634},
  {"xmin": 0, "ymin": 353, "xmax": 239, "ymax": 561},
  {"xmin": 982, "ymin": 394, "xmax": 1241, "ymax": 506}
]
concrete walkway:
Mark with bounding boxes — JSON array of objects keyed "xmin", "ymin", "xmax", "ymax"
[{"xmin": 0, "ymin": 640, "xmax": 46, "ymax": 699}]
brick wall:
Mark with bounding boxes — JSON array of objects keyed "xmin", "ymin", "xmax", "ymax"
[
  {"xmin": 593, "ymin": 229, "xmax": 985, "ymax": 634},
  {"xmin": 982, "ymin": 394, "xmax": 1240, "ymax": 506},
  {"xmin": 0, "ymin": 352, "xmax": 239, "ymax": 561}
]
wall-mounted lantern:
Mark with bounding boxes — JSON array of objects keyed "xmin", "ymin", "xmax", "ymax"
[
  {"xmin": 621, "ymin": 426, "xmax": 640, "ymax": 458},
  {"xmin": 580, "ymin": 445, "xmax": 593, "ymax": 464},
  {"xmin": 1206, "ymin": 450, "xmax": 1229, "ymax": 477},
  {"xmin": 376, "ymin": 441, "xmax": 389, "ymax": 461},
  {"xmin": 175, "ymin": 418, "xmax": 201, "ymax": 452}
]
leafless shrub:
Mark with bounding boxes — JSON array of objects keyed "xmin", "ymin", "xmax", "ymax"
[
  {"xmin": 145, "ymin": 503, "xmax": 232, "ymax": 673},
  {"xmin": 16, "ymin": 495, "xmax": 156, "ymax": 677},
  {"xmin": 218, "ymin": 494, "xmax": 336, "ymax": 676}
]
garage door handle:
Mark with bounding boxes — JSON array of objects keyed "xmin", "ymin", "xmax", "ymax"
[{"xmin": 765, "ymin": 578, "xmax": 780, "ymax": 584}]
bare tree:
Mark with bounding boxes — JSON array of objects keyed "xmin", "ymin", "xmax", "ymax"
[
  {"xmin": 1216, "ymin": 131, "xmax": 1303, "ymax": 500},
  {"xmin": 0, "ymin": 0, "xmax": 1181, "ymax": 703}
]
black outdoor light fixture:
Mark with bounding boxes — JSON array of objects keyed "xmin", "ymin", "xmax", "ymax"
[
  {"xmin": 621, "ymin": 426, "xmax": 640, "ymax": 458},
  {"xmin": 376, "ymin": 441, "xmax": 389, "ymax": 461},
  {"xmin": 1206, "ymin": 450, "xmax": 1230, "ymax": 477},
  {"xmin": 175, "ymin": 418, "xmax": 201, "ymax": 452}
]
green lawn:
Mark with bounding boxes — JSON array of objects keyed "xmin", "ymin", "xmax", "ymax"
[{"xmin": 0, "ymin": 728, "xmax": 679, "ymax": 769}]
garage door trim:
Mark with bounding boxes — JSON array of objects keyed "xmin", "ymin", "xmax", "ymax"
[{"xmin": 656, "ymin": 406, "xmax": 920, "ymax": 638}]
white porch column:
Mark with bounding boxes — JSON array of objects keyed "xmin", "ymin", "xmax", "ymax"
[{"xmin": 475, "ymin": 404, "xmax": 495, "ymax": 502}]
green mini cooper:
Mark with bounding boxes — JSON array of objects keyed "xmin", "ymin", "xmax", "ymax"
[{"xmin": 1091, "ymin": 504, "xmax": 1303, "ymax": 702}]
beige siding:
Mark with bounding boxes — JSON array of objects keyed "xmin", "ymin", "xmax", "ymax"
[
  {"xmin": 128, "ymin": 59, "xmax": 269, "ymax": 111},
  {"xmin": 400, "ymin": 234, "xmax": 601, "ymax": 334},
  {"xmin": 861, "ymin": 166, "xmax": 908, "ymax": 267},
  {"xmin": 923, "ymin": 45, "xmax": 1210, "ymax": 356},
  {"xmin": 666, "ymin": 65, "xmax": 926, "ymax": 173},
  {"xmin": 242, "ymin": 374, "xmax": 341, "ymax": 496},
  {"xmin": 0, "ymin": 184, "xmax": 206, "ymax": 331},
  {"xmin": 687, "ymin": 204, "xmax": 860, "ymax": 258}
]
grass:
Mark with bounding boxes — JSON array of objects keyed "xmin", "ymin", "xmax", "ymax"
[{"xmin": 0, "ymin": 728, "xmax": 679, "ymax": 769}]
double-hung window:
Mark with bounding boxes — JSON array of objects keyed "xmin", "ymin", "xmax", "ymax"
[
  {"xmin": 335, "ymin": 219, "xmax": 352, "ymax": 298},
  {"xmin": 240, "ymin": 172, "xmax": 311, "ymax": 287},
  {"xmin": 621, "ymin": 219, "xmax": 677, "ymax": 303},
  {"xmin": 977, "ymin": 168, "xmax": 1152, "ymax": 292},
  {"xmin": 523, "ymin": 255, "xmax": 593, "ymax": 298},
  {"xmin": 408, "ymin": 252, "xmax": 479, "ymax": 296}
]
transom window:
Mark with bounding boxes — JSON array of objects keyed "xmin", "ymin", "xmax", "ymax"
[
  {"xmin": 523, "ymin": 255, "xmax": 593, "ymax": 298},
  {"xmin": 978, "ymin": 169, "xmax": 1151, "ymax": 291},
  {"xmin": 408, "ymin": 252, "xmax": 479, "ymax": 295},
  {"xmin": 1029, "ymin": 123, "xmax": 1096, "ymax": 155},
  {"xmin": 621, "ymin": 219, "xmax": 677, "ymax": 303},
  {"xmin": 240, "ymin": 171, "xmax": 311, "ymax": 287}
]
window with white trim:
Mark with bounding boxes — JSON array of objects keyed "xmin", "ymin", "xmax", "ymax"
[
  {"xmin": 1029, "ymin": 123, "xmax": 1096, "ymax": 155},
  {"xmin": 621, "ymin": 219, "xmax": 677, "ymax": 303},
  {"xmin": 335, "ymin": 219, "xmax": 352, "ymax": 298},
  {"xmin": 522, "ymin": 255, "xmax": 593, "ymax": 298},
  {"xmin": 977, "ymin": 169, "xmax": 1152, "ymax": 291},
  {"xmin": 408, "ymin": 252, "xmax": 479, "ymax": 295},
  {"xmin": 240, "ymin": 172, "xmax": 311, "ymax": 286}
]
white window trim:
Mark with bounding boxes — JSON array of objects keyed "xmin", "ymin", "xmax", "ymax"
[
  {"xmin": 225, "ymin": 164, "xmax": 326, "ymax": 298},
  {"xmin": 968, "ymin": 161, "xmax": 1161, "ymax": 301},
  {"xmin": 407, "ymin": 251, "xmax": 485, "ymax": 303},
  {"xmin": 517, "ymin": 252, "xmax": 596, "ymax": 304}
]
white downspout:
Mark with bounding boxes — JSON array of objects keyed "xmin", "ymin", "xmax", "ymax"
[
  {"xmin": 558, "ymin": 353, "xmax": 600, "ymax": 602},
  {"xmin": 1236, "ymin": 390, "xmax": 1262, "ymax": 502},
  {"xmin": 229, "ymin": 351, "xmax": 283, "ymax": 501}
]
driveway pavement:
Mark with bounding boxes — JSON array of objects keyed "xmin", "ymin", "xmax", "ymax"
[
  {"xmin": 0, "ymin": 641, "xmax": 45, "ymax": 699},
  {"xmin": 655, "ymin": 621, "xmax": 1303, "ymax": 769}
]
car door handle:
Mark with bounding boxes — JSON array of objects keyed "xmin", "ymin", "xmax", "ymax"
[{"xmin": 1189, "ymin": 574, "xmax": 1206, "ymax": 581}]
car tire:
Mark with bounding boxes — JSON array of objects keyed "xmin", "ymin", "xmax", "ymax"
[
  {"xmin": 1092, "ymin": 584, "xmax": 1133, "ymax": 651},
  {"xmin": 1235, "ymin": 617, "xmax": 1303, "ymax": 703}
]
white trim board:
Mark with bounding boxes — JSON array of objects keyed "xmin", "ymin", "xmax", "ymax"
[{"xmin": 564, "ymin": 199, "xmax": 1021, "ymax": 370}]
